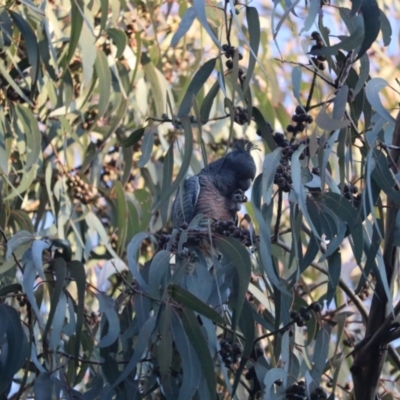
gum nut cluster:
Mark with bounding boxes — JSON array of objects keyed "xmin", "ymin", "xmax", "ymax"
[
  {"xmin": 233, "ymin": 106, "xmax": 248, "ymax": 125},
  {"xmin": 219, "ymin": 338, "xmax": 242, "ymax": 367},
  {"xmin": 67, "ymin": 175, "xmax": 97, "ymax": 205},
  {"xmin": 310, "ymin": 31, "xmax": 326, "ymax": 70},
  {"xmin": 287, "ymin": 105, "xmax": 313, "ymax": 137},
  {"xmin": 343, "ymin": 183, "xmax": 361, "ymax": 208},
  {"xmin": 222, "ymin": 44, "xmax": 243, "ymax": 70},
  {"xmin": 213, "ymin": 219, "xmax": 254, "ymax": 247},
  {"xmin": 290, "ymin": 302, "xmax": 322, "ymax": 327}
]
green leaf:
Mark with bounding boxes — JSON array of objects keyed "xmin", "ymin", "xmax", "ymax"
[
  {"xmin": 62, "ymin": 0, "xmax": 84, "ymax": 68},
  {"xmin": 292, "ymin": 66, "xmax": 302, "ymax": 105},
  {"xmin": 372, "ymin": 149, "xmax": 400, "ymax": 205},
  {"xmin": 94, "ymin": 49, "xmax": 111, "ymax": 121},
  {"xmin": 171, "ymin": 311, "xmax": 201, "ymax": 400},
  {"xmin": 324, "ymin": 192, "xmax": 363, "ymax": 263},
  {"xmin": 34, "ymin": 373, "xmax": 54, "ymax": 400},
  {"xmin": 22, "ymin": 250, "xmax": 45, "ymax": 329},
  {"xmin": 264, "ymin": 368, "xmax": 288, "ymax": 398},
  {"xmin": 171, "ymin": 7, "xmax": 196, "ymax": 47},
  {"xmin": 356, "ymin": 0, "xmax": 381, "ymax": 60},
  {"xmin": 44, "ymin": 258, "xmax": 67, "ymax": 343},
  {"xmin": 127, "ymin": 232, "xmax": 150, "ymax": 291},
  {"xmin": 9, "ymin": 10, "xmax": 39, "ymax": 94},
  {"xmin": 31, "ymin": 239, "xmax": 52, "ymax": 280},
  {"xmin": 85, "ymin": 211, "xmax": 118, "ymax": 258},
  {"xmin": 108, "ymin": 316, "xmax": 156, "ymax": 393},
  {"xmin": 311, "ymin": 325, "xmax": 332, "ymax": 386},
  {"xmin": 68, "ymin": 260, "xmax": 86, "ymax": 370},
  {"xmin": 99, "ymin": 0, "xmax": 109, "ymax": 33},
  {"xmin": 215, "ymin": 237, "xmax": 252, "ymax": 332},
  {"xmin": 315, "ymin": 105, "xmax": 350, "ymax": 130},
  {"xmin": 232, "ymin": 300, "xmax": 255, "ymax": 396},
  {"xmin": 0, "ymin": 112, "xmax": 8, "ymax": 173},
  {"xmin": 160, "ymin": 143, "xmax": 174, "ymax": 225},
  {"xmin": 332, "ymin": 85, "xmax": 348, "ymax": 121},
  {"xmin": 97, "ymin": 293, "xmax": 120, "ymax": 348},
  {"xmin": 141, "ymin": 56, "xmax": 166, "ymax": 118},
  {"xmin": 148, "ymin": 250, "xmax": 171, "ymax": 300},
  {"xmin": 9, "ymin": 210, "xmax": 34, "ymax": 233},
  {"xmin": 107, "ymin": 28, "xmax": 127, "ymax": 59},
  {"xmin": 120, "ymin": 127, "xmax": 145, "ymax": 148},
  {"xmin": 134, "ymin": 189, "xmax": 152, "ymax": 231},
  {"xmin": 0, "ymin": 63, "xmax": 32, "ymax": 105},
  {"xmin": 322, "ymin": 212, "xmax": 347, "ymax": 260},
  {"xmin": 14, "ymin": 105, "xmax": 41, "ymax": 172},
  {"xmin": 379, "ymin": 9, "xmax": 392, "ymax": 46},
  {"xmin": 168, "ymin": 284, "xmax": 224, "ymax": 325},
  {"xmin": 158, "ymin": 303, "xmax": 173, "ymax": 380},
  {"xmin": 262, "ymin": 147, "xmax": 283, "ymax": 205},
  {"xmin": 102, "ymin": 96, "xmax": 128, "ymax": 141},
  {"xmin": 350, "ymin": 0, "xmax": 363, "ymax": 15},
  {"xmin": 157, "ymin": 117, "xmax": 193, "ymax": 209},
  {"xmin": 181, "ymin": 308, "xmax": 216, "ymax": 398},
  {"xmin": 300, "ymin": 0, "xmax": 320, "ymax": 33},
  {"xmin": 49, "ymin": 292, "xmax": 67, "ymax": 350},
  {"xmin": 0, "ymin": 304, "xmax": 27, "ymax": 395},
  {"xmin": 137, "ymin": 129, "xmax": 155, "ymax": 168},
  {"xmin": 291, "ymin": 145, "xmax": 320, "ymax": 240},
  {"xmin": 354, "ymin": 54, "xmax": 370, "ymax": 95},
  {"xmin": 6, "ymin": 230, "xmax": 34, "ymax": 259},
  {"xmin": 365, "ymin": 78, "xmax": 396, "ymax": 125},
  {"xmin": 4, "ymin": 165, "xmax": 38, "ymax": 201},
  {"xmin": 177, "ymin": 58, "xmax": 216, "ymax": 118},
  {"xmin": 229, "ymin": 0, "xmax": 272, "ymax": 86},
  {"xmin": 45, "ymin": 162, "xmax": 56, "ymax": 218},
  {"xmin": 114, "ymin": 181, "xmax": 128, "ymax": 255},
  {"xmin": 80, "ymin": 22, "xmax": 97, "ymax": 89},
  {"xmin": 243, "ymin": 7, "xmax": 260, "ymax": 96},
  {"xmin": 0, "ymin": 283, "xmax": 22, "ymax": 297},
  {"xmin": 326, "ymin": 250, "xmax": 341, "ymax": 304},
  {"xmin": 126, "ymin": 200, "xmax": 140, "ymax": 242},
  {"xmin": 193, "ymin": 1, "xmax": 220, "ymax": 48},
  {"xmin": 200, "ymin": 80, "xmax": 219, "ymax": 122}
]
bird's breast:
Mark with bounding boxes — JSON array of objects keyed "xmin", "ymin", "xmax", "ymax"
[{"xmin": 195, "ymin": 176, "xmax": 237, "ymax": 221}]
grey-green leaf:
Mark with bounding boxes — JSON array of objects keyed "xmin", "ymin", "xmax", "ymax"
[
  {"xmin": 356, "ymin": 0, "xmax": 381, "ymax": 60},
  {"xmin": 171, "ymin": 7, "xmax": 196, "ymax": 47},
  {"xmin": 168, "ymin": 284, "xmax": 225, "ymax": 325},
  {"xmin": 97, "ymin": 293, "xmax": 120, "ymax": 348},
  {"xmin": 177, "ymin": 58, "xmax": 216, "ymax": 118}
]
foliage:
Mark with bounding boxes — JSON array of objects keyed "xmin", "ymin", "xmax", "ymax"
[{"xmin": 1, "ymin": 0, "xmax": 400, "ymax": 399}]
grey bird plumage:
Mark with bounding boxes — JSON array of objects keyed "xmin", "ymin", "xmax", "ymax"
[{"xmin": 172, "ymin": 140, "xmax": 257, "ymax": 228}]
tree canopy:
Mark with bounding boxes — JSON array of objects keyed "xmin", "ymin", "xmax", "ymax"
[{"xmin": 1, "ymin": 0, "xmax": 400, "ymax": 399}]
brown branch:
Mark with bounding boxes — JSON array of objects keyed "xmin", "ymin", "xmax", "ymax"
[{"xmin": 352, "ymin": 110, "xmax": 400, "ymax": 400}]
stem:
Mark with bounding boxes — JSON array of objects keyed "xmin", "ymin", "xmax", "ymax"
[
  {"xmin": 306, "ymin": 71, "xmax": 317, "ymax": 111},
  {"xmin": 273, "ymin": 189, "xmax": 283, "ymax": 242}
]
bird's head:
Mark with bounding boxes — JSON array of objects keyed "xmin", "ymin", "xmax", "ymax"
[{"xmin": 204, "ymin": 139, "xmax": 257, "ymax": 196}]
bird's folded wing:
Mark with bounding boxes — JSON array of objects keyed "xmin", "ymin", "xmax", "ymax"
[{"xmin": 171, "ymin": 176, "xmax": 200, "ymax": 228}]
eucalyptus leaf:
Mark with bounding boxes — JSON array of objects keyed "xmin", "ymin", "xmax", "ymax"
[{"xmin": 171, "ymin": 7, "xmax": 196, "ymax": 47}]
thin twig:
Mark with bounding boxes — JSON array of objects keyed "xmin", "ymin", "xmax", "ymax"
[
  {"xmin": 274, "ymin": 58, "xmax": 335, "ymax": 87},
  {"xmin": 273, "ymin": 189, "xmax": 283, "ymax": 242},
  {"xmin": 306, "ymin": 70, "xmax": 317, "ymax": 111}
]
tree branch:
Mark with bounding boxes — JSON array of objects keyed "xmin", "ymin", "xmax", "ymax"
[{"xmin": 352, "ymin": 110, "xmax": 400, "ymax": 400}]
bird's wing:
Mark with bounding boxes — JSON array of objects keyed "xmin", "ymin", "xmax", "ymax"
[{"xmin": 171, "ymin": 176, "xmax": 200, "ymax": 228}]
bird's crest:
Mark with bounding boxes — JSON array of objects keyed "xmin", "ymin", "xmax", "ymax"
[{"xmin": 232, "ymin": 139, "xmax": 259, "ymax": 153}]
